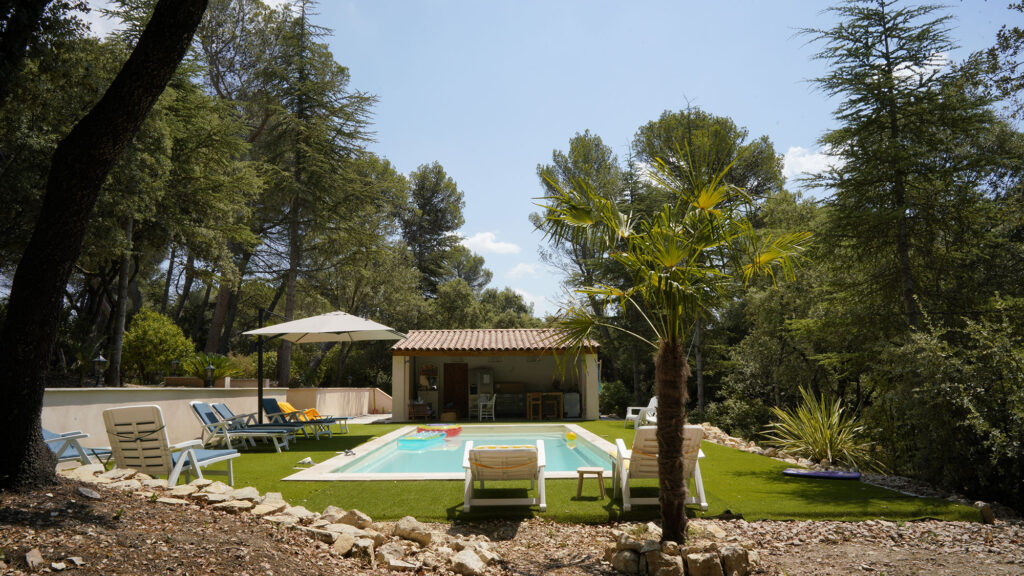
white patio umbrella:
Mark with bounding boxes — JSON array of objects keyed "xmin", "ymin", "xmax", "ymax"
[
  {"xmin": 242, "ymin": 311, "xmax": 405, "ymax": 421},
  {"xmin": 243, "ymin": 311, "xmax": 405, "ymax": 343}
]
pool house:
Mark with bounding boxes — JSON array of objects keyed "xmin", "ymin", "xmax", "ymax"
[{"xmin": 390, "ymin": 328, "xmax": 600, "ymax": 422}]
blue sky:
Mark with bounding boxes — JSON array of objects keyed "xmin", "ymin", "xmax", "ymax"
[{"xmin": 85, "ymin": 1, "xmax": 1014, "ymax": 317}]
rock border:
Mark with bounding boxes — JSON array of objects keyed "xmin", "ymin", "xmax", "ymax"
[{"xmin": 56, "ymin": 464, "xmax": 503, "ymax": 576}]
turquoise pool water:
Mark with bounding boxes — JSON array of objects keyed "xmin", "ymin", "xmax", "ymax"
[{"xmin": 332, "ymin": 429, "xmax": 613, "ymax": 474}]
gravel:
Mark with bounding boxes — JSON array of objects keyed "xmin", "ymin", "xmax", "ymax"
[{"xmin": 2, "ymin": 479, "xmax": 1022, "ymax": 575}]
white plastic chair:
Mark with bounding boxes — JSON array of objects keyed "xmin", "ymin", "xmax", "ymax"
[
  {"xmin": 103, "ymin": 405, "xmax": 239, "ymax": 486},
  {"xmin": 478, "ymin": 394, "xmax": 496, "ymax": 421},
  {"xmin": 614, "ymin": 425, "xmax": 707, "ymax": 511},
  {"xmin": 463, "ymin": 440, "xmax": 546, "ymax": 512},
  {"xmin": 625, "ymin": 397, "xmax": 657, "ymax": 428}
]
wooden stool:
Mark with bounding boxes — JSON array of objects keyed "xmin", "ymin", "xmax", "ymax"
[{"xmin": 576, "ymin": 466, "xmax": 606, "ymax": 499}]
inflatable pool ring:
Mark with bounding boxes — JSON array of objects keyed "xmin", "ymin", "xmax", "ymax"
[
  {"xmin": 397, "ymin": 431, "xmax": 445, "ymax": 450},
  {"xmin": 417, "ymin": 424, "xmax": 462, "ymax": 437}
]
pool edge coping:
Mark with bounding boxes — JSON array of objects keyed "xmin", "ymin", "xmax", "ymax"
[{"xmin": 283, "ymin": 422, "xmax": 616, "ymax": 481}]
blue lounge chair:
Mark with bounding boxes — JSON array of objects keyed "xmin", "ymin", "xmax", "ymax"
[
  {"xmin": 190, "ymin": 401, "xmax": 294, "ymax": 453},
  {"xmin": 211, "ymin": 403, "xmax": 306, "ymax": 433},
  {"xmin": 42, "ymin": 428, "xmax": 92, "ymax": 465},
  {"xmin": 103, "ymin": 405, "xmax": 239, "ymax": 486}
]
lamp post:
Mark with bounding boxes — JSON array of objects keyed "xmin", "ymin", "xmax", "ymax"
[
  {"xmin": 93, "ymin": 354, "xmax": 108, "ymax": 387},
  {"xmin": 204, "ymin": 363, "xmax": 215, "ymax": 388}
]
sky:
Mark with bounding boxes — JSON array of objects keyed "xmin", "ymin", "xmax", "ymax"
[{"xmin": 83, "ymin": 1, "xmax": 1015, "ymax": 317}]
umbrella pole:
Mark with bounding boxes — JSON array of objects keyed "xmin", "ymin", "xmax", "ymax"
[{"xmin": 257, "ymin": 308, "xmax": 264, "ymax": 424}]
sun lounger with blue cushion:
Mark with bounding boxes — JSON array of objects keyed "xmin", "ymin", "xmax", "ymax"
[
  {"xmin": 42, "ymin": 428, "xmax": 93, "ymax": 465},
  {"xmin": 190, "ymin": 401, "xmax": 294, "ymax": 452},
  {"xmin": 261, "ymin": 398, "xmax": 349, "ymax": 439},
  {"xmin": 211, "ymin": 403, "xmax": 307, "ymax": 433}
]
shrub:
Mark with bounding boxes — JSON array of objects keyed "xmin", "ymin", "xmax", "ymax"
[
  {"xmin": 864, "ymin": 303, "xmax": 1024, "ymax": 509},
  {"xmin": 600, "ymin": 380, "xmax": 632, "ymax": 417},
  {"xmin": 184, "ymin": 352, "xmax": 242, "ymax": 382},
  {"xmin": 122, "ymin": 310, "xmax": 194, "ymax": 385},
  {"xmin": 704, "ymin": 397, "xmax": 773, "ymax": 441},
  {"xmin": 763, "ymin": 386, "xmax": 884, "ymax": 472}
]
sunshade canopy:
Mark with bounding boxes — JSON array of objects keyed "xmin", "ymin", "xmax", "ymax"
[{"xmin": 243, "ymin": 311, "xmax": 404, "ymax": 343}]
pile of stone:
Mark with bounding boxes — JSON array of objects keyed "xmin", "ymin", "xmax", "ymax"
[
  {"xmin": 603, "ymin": 521, "xmax": 757, "ymax": 576},
  {"xmin": 57, "ymin": 464, "xmax": 503, "ymax": 575},
  {"xmin": 699, "ymin": 423, "xmax": 814, "ymax": 469}
]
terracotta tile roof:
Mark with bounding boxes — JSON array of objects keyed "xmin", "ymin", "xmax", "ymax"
[{"xmin": 392, "ymin": 329, "xmax": 598, "ymax": 355}]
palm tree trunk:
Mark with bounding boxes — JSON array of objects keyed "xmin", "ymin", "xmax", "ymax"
[{"xmin": 656, "ymin": 338, "xmax": 691, "ymax": 543}]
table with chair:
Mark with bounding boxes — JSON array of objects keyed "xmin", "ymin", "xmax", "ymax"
[{"xmin": 526, "ymin": 392, "xmax": 564, "ymax": 420}]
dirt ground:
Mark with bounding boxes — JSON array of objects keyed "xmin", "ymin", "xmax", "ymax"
[{"xmin": 1, "ymin": 479, "xmax": 1022, "ymax": 575}]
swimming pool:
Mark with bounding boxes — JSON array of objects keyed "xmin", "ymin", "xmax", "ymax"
[{"xmin": 285, "ymin": 424, "xmax": 616, "ymax": 481}]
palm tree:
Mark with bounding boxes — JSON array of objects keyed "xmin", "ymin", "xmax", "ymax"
[{"xmin": 540, "ymin": 147, "xmax": 811, "ymax": 542}]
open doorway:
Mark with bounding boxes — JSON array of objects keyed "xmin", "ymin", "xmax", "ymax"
[{"xmin": 443, "ymin": 363, "xmax": 469, "ymax": 418}]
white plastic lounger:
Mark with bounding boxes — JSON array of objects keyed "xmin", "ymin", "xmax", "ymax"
[
  {"xmin": 615, "ymin": 425, "xmax": 707, "ymax": 511},
  {"xmin": 625, "ymin": 397, "xmax": 657, "ymax": 428},
  {"xmin": 103, "ymin": 405, "xmax": 239, "ymax": 486},
  {"xmin": 463, "ymin": 440, "xmax": 546, "ymax": 512}
]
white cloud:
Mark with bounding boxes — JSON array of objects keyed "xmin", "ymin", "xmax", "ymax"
[
  {"xmin": 506, "ymin": 263, "xmax": 536, "ymax": 279},
  {"xmin": 514, "ymin": 289, "xmax": 539, "ymax": 309},
  {"xmin": 783, "ymin": 146, "xmax": 842, "ymax": 181},
  {"xmin": 461, "ymin": 232, "xmax": 520, "ymax": 255}
]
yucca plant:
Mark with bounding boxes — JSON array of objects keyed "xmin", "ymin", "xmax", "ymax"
[
  {"xmin": 763, "ymin": 386, "xmax": 885, "ymax": 473},
  {"xmin": 183, "ymin": 353, "xmax": 241, "ymax": 382}
]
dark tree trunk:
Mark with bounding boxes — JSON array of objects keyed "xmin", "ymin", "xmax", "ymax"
[
  {"xmin": 107, "ymin": 216, "xmax": 133, "ymax": 387},
  {"xmin": 0, "ymin": 0, "xmax": 208, "ymax": 490},
  {"xmin": 205, "ymin": 280, "xmax": 231, "ymax": 353},
  {"xmin": 656, "ymin": 339, "xmax": 691, "ymax": 543},
  {"xmin": 277, "ymin": 205, "xmax": 301, "ymax": 388},
  {"xmin": 218, "ymin": 250, "xmax": 252, "ymax": 353},
  {"xmin": 173, "ymin": 250, "xmax": 195, "ymax": 323},
  {"xmin": 191, "ymin": 282, "xmax": 212, "ymax": 343},
  {"xmin": 334, "ymin": 341, "xmax": 353, "ymax": 387},
  {"xmin": 160, "ymin": 244, "xmax": 176, "ymax": 314},
  {"xmin": 304, "ymin": 342, "xmax": 334, "ymax": 386}
]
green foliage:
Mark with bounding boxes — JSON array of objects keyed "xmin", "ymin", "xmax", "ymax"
[
  {"xmin": 764, "ymin": 386, "xmax": 883, "ymax": 472},
  {"xmin": 704, "ymin": 397, "xmax": 772, "ymax": 442},
  {"xmin": 425, "ymin": 281, "xmax": 541, "ymax": 330},
  {"xmin": 863, "ymin": 302, "xmax": 1024, "ymax": 509},
  {"xmin": 183, "ymin": 352, "xmax": 241, "ymax": 381},
  {"xmin": 402, "ymin": 162, "xmax": 466, "ymax": 296},
  {"xmin": 632, "ymin": 107, "xmax": 784, "ymax": 201},
  {"xmin": 122, "ymin": 310, "xmax": 194, "ymax": 385},
  {"xmin": 439, "ymin": 245, "xmax": 492, "ymax": 292},
  {"xmin": 599, "ymin": 380, "xmax": 632, "ymax": 418}
]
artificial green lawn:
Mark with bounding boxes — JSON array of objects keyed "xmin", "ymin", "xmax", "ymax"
[{"xmin": 225, "ymin": 420, "xmax": 979, "ymax": 523}]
